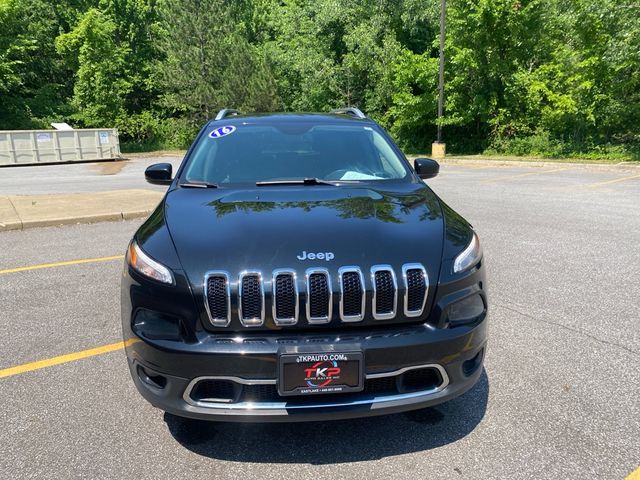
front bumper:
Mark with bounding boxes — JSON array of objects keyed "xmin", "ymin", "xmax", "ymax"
[{"xmin": 123, "ymin": 319, "xmax": 487, "ymax": 422}]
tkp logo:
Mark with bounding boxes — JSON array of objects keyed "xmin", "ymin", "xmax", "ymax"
[{"xmin": 304, "ymin": 361, "xmax": 341, "ymax": 388}]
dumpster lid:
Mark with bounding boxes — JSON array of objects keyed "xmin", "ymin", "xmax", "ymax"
[{"xmin": 51, "ymin": 123, "xmax": 74, "ymax": 131}]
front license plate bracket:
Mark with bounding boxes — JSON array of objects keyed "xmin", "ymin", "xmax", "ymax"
[{"xmin": 277, "ymin": 351, "xmax": 364, "ymax": 397}]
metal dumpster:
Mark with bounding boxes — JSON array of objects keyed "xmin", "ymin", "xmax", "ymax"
[{"xmin": 0, "ymin": 129, "xmax": 121, "ymax": 166}]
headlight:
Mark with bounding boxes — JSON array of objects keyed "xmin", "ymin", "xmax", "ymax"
[
  {"xmin": 127, "ymin": 241, "xmax": 174, "ymax": 285},
  {"xmin": 453, "ymin": 232, "xmax": 482, "ymax": 273}
]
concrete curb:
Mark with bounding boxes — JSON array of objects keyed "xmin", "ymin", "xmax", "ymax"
[
  {"xmin": 17, "ymin": 210, "xmax": 154, "ymax": 230},
  {"xmin": 0, "ymin": 189, "xmax": 162, "ymax": 232}
]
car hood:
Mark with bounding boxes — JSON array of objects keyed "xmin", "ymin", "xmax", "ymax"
[{"xmin": 164, "ymin": 184, "xmax": 444, "ymax": 286}]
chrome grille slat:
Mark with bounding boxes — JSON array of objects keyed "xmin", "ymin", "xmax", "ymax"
[
  {"xmin": 338, "ymin": 266, "xmax": 365, "ymax": 322},
  {"xmin": 403, "ymin": 264, "xmax": 428, "ymax": 317},
  {"xmin": 305, "ymin": 268, "xmax": 332, "ymax": 324},
  {"xmin": 272, "ymin": 269, "xmax": 299, "ymax": 325},
  {"xmin": 203, "ymin": 271, "xmax": 231, "ymax": 327},
  {"xmin": 238, "ymin": 271, "xmax": 265, "ymax": 327},
  {"xmin": 371, "ymin": 265, "xmax": 398, "ymax": 320}
]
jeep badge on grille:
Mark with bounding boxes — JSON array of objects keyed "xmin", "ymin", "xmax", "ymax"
[{"xmin": 297, "ymin": 251, "xmax": 335, "ymax": 261}]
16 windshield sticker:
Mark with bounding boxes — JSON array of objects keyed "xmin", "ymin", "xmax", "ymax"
[{"xmin": 209, "ymin": 125, "xmax": 236, "ymax": 139}]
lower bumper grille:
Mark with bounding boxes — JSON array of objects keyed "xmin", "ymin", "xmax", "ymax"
[
  {"xmin": 239, "ymin": 377, "xmax": 400, "ymax": 404},
  {"xmin": 185, "ymin": 365, "xmax": 447, "ymax": 409}
]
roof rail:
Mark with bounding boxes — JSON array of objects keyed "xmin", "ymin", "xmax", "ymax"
[
  {"xmin": 215, "ymin": 109, "xmax": 240, "ymax": 121},
  {"xmin": 331, "ymin": 107, "xmax": 366, "ymax": 119}
]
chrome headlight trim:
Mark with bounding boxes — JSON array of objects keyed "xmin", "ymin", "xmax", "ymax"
[
  {"xmin": 127, "ymin": 241, "xmax": 174, "ymax": 285},
  {"xmin": 453, "ymin": 232, "xmax": 482, "ymax": 274}
]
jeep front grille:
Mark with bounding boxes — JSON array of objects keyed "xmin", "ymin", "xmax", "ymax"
[
  {"xmin": 306, "ymin": 268, "xmax": 332, "ymax": 324},
  {"xmin": 272, "ymin": 270, "xmax": 298, "ymax": 325},
  {"xmin": 204, "ymin": 272, "xmax": 231, "ymax": 327},
  {"xmin": 239, "ymin": 272, "xmax": 264, "ymax": 327},
  {"xmin": 403, "ymin": 264, "xmax": 428, "ymax": 317},
  {"xmin": 339, "ymin": 266, "xmax": 365, "ymax": 322},
  {"xmin": 371, "ymin": 265, "xmax": 397, "ymax": 320},
  {"xmin": 203, "ymin": 263, "xmax": 428, "ymax": 328}
]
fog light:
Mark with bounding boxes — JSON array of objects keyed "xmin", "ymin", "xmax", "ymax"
[
  {"xmin": 463, "ymin": 349, "xmax": 484, "ymax": 376},
  {"xmin": 133, "ymin": 309, "xmax": 182, "ymax": 341},
  {"xmin": 447, "ymin": 294, "xmax": 485, "ymax": 325},
  {"xmin": 137, "ymin": 365, "xmax": 167, "ymax": 389}
]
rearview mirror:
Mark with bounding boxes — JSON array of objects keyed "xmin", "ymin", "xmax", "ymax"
[
  {"xmin": 414, "ymin": 158, "xmax": 440, "ymax": 179},
  {"xmin": 145, "ymin": 163, "xmax": 173, "ymax": 185}
]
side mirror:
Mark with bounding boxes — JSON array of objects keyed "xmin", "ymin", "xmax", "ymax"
[
  {"xmin": 145, "ymin": 163, "xmax": 173, "ymax": 185},
  {"xmin": 414, "ymin": 158, "xmax": 440, "ymax": 179}
]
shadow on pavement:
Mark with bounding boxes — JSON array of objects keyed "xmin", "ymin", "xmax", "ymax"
[{"xmin": 164, "ymin": 369, "xmax": 489, "ymax": 464}]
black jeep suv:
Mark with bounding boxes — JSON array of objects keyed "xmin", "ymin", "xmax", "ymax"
[{"xmin": 122, "ymin": 108, "xmax": 487, "ymax": 422}]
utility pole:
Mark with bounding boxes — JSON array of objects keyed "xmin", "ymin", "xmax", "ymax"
[{"xmin": 432, "ymin": 0, "xmax": 447, "ymax": 159}]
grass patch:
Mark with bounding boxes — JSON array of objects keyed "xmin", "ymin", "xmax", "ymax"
[
  {"xmin": 448, "ymin": 154, "xmax": 637, "ymax": 165},
  {"xmin": 484, "ymin": 133, "xmax": 639, "ymax": 162},
  {"xmin": 120, "ymin": 141, "xmax": 173, "ymax": 154},
  {"xmin": 406, "ymin": 153, "xmax": 640, "ymax": 165},
  {"xmin": 122, "ymin": 148, "xmax": 187, "ymax": 158}
]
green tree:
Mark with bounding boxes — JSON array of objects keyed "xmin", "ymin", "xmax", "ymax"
[
  {"xmin": 1, "ymin": 0, "xmax": 638, "ymax": 157},
  {"xmin": 0, "ymin": 0, "xmax": 73, "ymax": 128},
  {"xmin": 157, "ymin": 0, "xmax": 279, "ymax": 125},
  {"xmin": 55, "ymin": 0, "xmax": 161, "ymax": 128},
  {"xmin": 56, "ymin": 8, "xmax": 126, "ymax": 125}
]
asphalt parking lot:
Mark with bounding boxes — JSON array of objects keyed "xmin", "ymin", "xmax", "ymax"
[{"xmin": 1, "ymin": 160, "xmax": 639, "ymax": 479}]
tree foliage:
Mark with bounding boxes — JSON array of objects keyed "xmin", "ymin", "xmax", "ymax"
[
  {"xmin": 0, "ymin": 0, "xmax": 638, "ymax": 157},
  {"xmin": 158, "ymin": 0, "xmax": 279, "ymax": 124}
]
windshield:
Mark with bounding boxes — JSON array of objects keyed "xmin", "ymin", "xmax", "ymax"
[{"xmin": 183, "ymin": 122, "xmax": 410, "ymax": 185}]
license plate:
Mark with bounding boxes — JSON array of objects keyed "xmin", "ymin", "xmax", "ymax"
[{"xmin": 277, "ymin": 351, "xmax": 363, "ymax": 396}]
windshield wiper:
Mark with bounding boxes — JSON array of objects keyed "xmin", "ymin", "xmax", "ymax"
[
  {"xmin": 180, "ymin": 181, "xmax": 218, "ymax": 188},
  {"xmin": 255, "ymin": 178, "xmax": 335, "ymax": 186}
]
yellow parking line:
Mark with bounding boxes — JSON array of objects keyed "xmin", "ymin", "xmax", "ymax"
[
  {"xmin": 626, "ymin": 466, "xmax": 640, "ymax": 480},
  {"xmin": 0, "ymin": 255, "xmax": 124, "ymax": 275},
  {"xmin": 0, "ymin": 339, "xmax": 139, "ymax": 379},
  {"xmin": 582, "ymin": 173, "xmax": 640, "ymax": 188},
  {"xmin": 482, "ymin": 167, "xmax": 570, "ymax": 184}
]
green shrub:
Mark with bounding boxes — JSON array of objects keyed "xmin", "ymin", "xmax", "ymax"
[
  {"xmin": 155, "ymin": 118, "xmax": 199, "ymax": 150},
  {"xmin": 485, "ymin": 130, "xmax": 639, "ymax": 160},
  {"xmin": 486, "ymin": 131, "xmax": 565, "ymax": 158},
  {"xmin": 116, "ymin": 112, "xmax": 161, "ymax": 145},
  {"xmin": 117, "ymin": 113, "xmax": 198, "ymax": 152}
]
